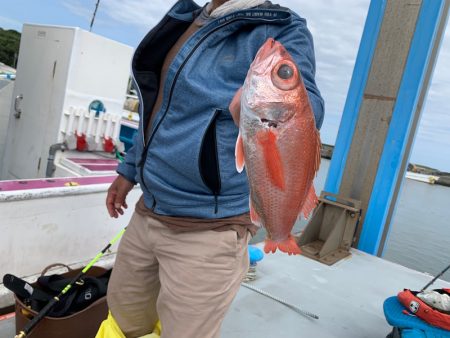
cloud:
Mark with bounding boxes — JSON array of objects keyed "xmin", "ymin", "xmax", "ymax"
[
  {"xmin": 101, "ymin": 0, "xmax": 174, "ymax": 25},
  {"xmin": 61, "ymin": 0, "xmax": 450, "ymax": 169},
  {"xmin": 293, "ymin": 0, "xmax": 450, "ymax": 170},
  {"xmin": 63, "ymin": 1, "xmax": 93, "ymax": 20},
  {"xmin": 98, "ymin": 0, "xmax": 208, "ymax": 31},
  {"xmin": 291, "ymin": 0, "xmax": 370, "ymax": 143},
  {"xmin": 63, "ymin": 0, "xmax": 206, "ymax": 32},
  {"xmin": 62, "ymin": 0, "xmax": 111, "ymax": 28},
  {"xmin": 0, "ymin": 15, "xmax": 23, "ymax": 31}
]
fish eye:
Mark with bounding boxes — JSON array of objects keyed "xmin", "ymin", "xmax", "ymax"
[
  {"xmin": 271, "ymin": 60, "xmax": 299, "ymax": 91},
  {"xmin": 277, "ymin": 64, "xmax": 294, "ymax": 79}
]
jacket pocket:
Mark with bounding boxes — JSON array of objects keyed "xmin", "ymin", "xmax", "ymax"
[{"xmin": 199, "ymin": 109, "xmax": 222, "ymax": 213}]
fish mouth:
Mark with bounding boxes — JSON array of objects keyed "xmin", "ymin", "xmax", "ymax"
[{"xmin": 261, "ymin": 118, "xmax": 279, "ymax": 128}]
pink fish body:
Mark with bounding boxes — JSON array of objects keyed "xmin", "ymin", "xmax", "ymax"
[{"xmin": 229, "ymin": 38, "xmax": 321, "ymax": 255}]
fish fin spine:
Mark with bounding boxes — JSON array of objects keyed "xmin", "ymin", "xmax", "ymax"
[
  {"xmin": 264, "ymin": 235, "xmax": 301, "ymax": 255},
  {"xmin": 301, "ymin": 184, "xmax": 318, "ymax": 219},
  {"xmin": 314, "ymin": 129, "xmax": 322, "ymax": 176}
]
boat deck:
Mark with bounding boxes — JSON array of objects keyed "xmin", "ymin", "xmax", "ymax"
[
  {"xmin": 2, "ymin": 245, "xmax": 449, "ymax": 337},
  {"xmin": 222, "ymin": 246, "xmax": 450, "ymax": 337}
]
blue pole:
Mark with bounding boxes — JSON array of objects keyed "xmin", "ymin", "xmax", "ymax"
[
  {"xmin": 358, "ymin": 0, "xmax": 449, "ymax": 254},
  {"xmin": 324, "ymin": 0, "xmax": 387, "ymax": 194}
]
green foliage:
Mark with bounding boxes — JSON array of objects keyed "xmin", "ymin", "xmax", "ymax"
[{"xmin": 0, "ymin": 28, "xmax": 21, "ymax": 68}]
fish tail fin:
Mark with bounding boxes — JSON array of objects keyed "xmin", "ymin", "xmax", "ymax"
[{"xmin": 264, "ymin": 235, "xmax": 301, "ymax": 256}]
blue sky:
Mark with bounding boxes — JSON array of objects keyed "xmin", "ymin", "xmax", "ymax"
[{"xmin": 1, "ymin": 0, "xmax": 449, "ymax": 171}]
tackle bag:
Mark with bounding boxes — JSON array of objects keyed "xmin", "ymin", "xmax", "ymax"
[
  {"xmin": 384, "ymin": 296, "xmax": 450, "ymax": 337},
  {"xmin": 14, "ymin": 263, "xmax": 110, "ymax": 338},
  {"xmin": 398, "ymin": 289, "xmax": 450, "ymax": 331}
]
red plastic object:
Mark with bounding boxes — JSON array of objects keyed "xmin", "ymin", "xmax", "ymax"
[
  {"xmin": 76, "ymin": 133, "xmax": 88, "ymax": 152},
  {"xmin": 103, "ymin": 137, "xmax": 115, "ymax": 153}
]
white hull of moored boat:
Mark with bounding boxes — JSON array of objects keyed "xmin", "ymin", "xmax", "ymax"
[{"xmin": 0, "ymin": 176, "xmax": 141, "ymax": 308}]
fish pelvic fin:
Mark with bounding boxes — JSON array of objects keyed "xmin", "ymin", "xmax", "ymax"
[
  {"xmin": 235, "ymin": 132, "xmax": 245, "ymax": 173},
  {"xmin": 257, "ymin": 129, "xmax": 285, "ymax": 190},
  {"xmin": 249, "ymin": 198, "xmax": 262, "ymax": 227},
  {"xmin": 264, "ymin": 234, "xmax": 301, "ymax": 255},
  {"xmin": 301, "ymin": 184, "xmax": 318, "ymax": 219},
  {"xmin": 229, "ymin": 87, "xmax": 242, "ymax": 126}
]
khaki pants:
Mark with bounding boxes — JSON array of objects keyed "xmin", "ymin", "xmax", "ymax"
[{"xmin": 107, "ymin": 211, "xmax": 250, "ymax": 338}]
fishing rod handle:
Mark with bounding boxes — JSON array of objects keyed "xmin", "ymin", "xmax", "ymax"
[
  {"xmin": 12, "ymin": 228, "xmax": 126, "ymax": 338},
  {"xmin": 15, "ymin": 297, "xmax": 58, "ymax": 337}
]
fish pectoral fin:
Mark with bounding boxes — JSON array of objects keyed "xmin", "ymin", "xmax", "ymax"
[
  {"xmin": 257, "ymin": 129, "xmax": 285, "ymax": 190},
  {"xmin": 301, "ymin": 184, "xmax": 318, "ymax": 219},
  {"xmin": 229, "ymin": 87, "xmax": 242, "ymax": 126},
  {"xmin": 264, "ymin": 235, "xmax": 301, "ymax": 255},
  {"xmin": 235, "ymin": 132, "xmax": 245, "ymax": 173}
]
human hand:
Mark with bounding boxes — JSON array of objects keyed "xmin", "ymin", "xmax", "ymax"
[{"xmin": 106, "ymin": 175, "xmax": 134, "ymax": 218}]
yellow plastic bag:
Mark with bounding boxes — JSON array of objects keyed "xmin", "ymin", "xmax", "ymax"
[
  {"xmin": 140, "ymin": 319, "xmax": 161, "ymax": 338},
  {"xmin": 96, "ymin": 311, "xmax": 161, "ymax": 338}
]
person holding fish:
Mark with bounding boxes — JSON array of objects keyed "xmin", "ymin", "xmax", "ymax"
[{"xmin": 105, "ymin": 0, "xmax": 324, "ymax": 337}]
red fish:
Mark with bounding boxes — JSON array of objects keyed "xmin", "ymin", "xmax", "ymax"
[{"xmin": 229, "ymin": 38, "xmax": 321, "ymax": 255}]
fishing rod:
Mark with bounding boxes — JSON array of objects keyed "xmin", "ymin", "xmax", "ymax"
[
  {"xmin": 15, "ymin": 227, "xmax": 126, "ymax": 338},
  {"xmin": 420, "ymin": 262, "xmax": 450, "ymax": 292}
]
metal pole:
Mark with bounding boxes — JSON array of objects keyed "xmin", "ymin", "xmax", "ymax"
[
  {"xmin": 90, "ymin": 0, "xmax": 101, "ymax": 32},
  {"xmin": 323, "ymin": 0, "xmax": 450, "ymax": 256},
  {"xmin": 241, "ymin": 282, "xmax": 319, "ymax": 320}
]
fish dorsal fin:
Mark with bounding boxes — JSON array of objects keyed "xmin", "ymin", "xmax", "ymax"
[
  {"xmin": 229, "ymin": 87, "xmax": 242, "ymax": 126},
  {"xmin": 314, "ymin": 129, "xmax": 322, "ymax": 175},
  {"xmin": 298, "ymin": 129, "xmax": 321, "ymax": 219},
  {"xmin": 256, "ymin": 129, "xmax": 285, "ymax": 190},
  {"xmin": 235, "ymin": 132, "xmax": 245, "ymax": 173},
  {"xmin": 301, "ymin": 184, "xmax": 318, "ymax": 219}
]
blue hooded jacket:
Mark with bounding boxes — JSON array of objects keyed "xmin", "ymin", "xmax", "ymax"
[{"xmin": 117, "ymin": 0, "xmax": 324, "ymax": 218}]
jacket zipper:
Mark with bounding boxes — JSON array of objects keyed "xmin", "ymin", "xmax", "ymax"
[
  {"xmin": 136, "ymin": 19, "xmax": 240, "ymax": 193},
  {"xmin": 212, "ymin": 111, "xmax": 221, "ymax": 214}
]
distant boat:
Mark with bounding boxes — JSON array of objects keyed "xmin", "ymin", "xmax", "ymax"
[
  {"xmin": 405, "ymin": 172, "xmax": 439, "ymax": 184},
  {"xmin": 0, "ymin": 62, "xmax": 16, "ymax": 79}
]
